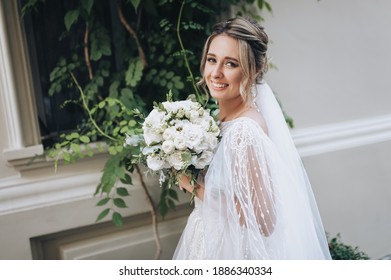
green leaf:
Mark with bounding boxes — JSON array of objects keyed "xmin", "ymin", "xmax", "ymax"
[
  {"xmin": 114, "ymin": 165, "xmax": 125, "ymax": 179},
  {"xmin": 108, "ymin": 146, "xmax": 117, "ymax": 155},
  {"xmin": 64, "ymin": 9, "xmax": 80, "ymax": 31},
  {"xmin": 62, "ymin": 152, "xmax": 71, "ymax": 162},
  {"xmin": 168, "ymin": 198, "xmax": 176, "ymax": 209},
  {"xmin": 130, "ymin": 0, "xmax": 141, "ymax": 13},
  {"xmin": 112, "ymin": 212, "xmax": 124, "ymax": 227},
  {"xmin": 168, "ymin": 189, "xmax": 179, "ymax": 200},
  {"xmin": 96, "ymin": 208, "xmax": 110, "ymax": 222},
  {"xmin": 265, "ymin": 2, "xmax": 273, "ymax": 12},
  {"xmin": 113, "ymin": 198, "xmax": 127, "ymax": 208},
  {"xmin": 120, "ymin": 173, "xmax": 133, "ymax": 185},
  {"xmin": 81, "ymin": 0, "xmax": 93, "ymax": 14},
  {"xmin": 71, "ymin": 143, "xmax": 81, "ymax": 153},
  {"xmin": 116, "ymin": 187, "xmax": 130, "ymax": 197},
  {"xmin": 125, "ymin": 59, "xmax": 144, "ymax": 87},
  {"xmin": 80, "ymin": 135, "xmax": 90, "ymax": 143},
  {"xmin": 96, "ymin": 197, "xmax": 110, "ymax": 206}
]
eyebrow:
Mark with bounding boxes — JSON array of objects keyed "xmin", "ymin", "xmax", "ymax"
[{"xmin": 207, "ymin": 53, "xmax": 239, "ymax": 62}]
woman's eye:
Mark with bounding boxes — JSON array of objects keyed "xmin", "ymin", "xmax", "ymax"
[
  {"xmin": 207, "ymin": 57, "xmax": 216, "ymax": 63},
  {"xmin": 226, "ymin": 61, "xmax": 238, "ymax": 68}
]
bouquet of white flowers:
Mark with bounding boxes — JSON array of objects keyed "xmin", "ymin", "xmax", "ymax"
[{"xmin": 129, "ymin": 96, "xmax": 220, "ymax": 198}]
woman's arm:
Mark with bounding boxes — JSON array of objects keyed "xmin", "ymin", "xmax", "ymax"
[{"xmin": 178, "ymin": 174, "xmax": 205, "ymax": 201}]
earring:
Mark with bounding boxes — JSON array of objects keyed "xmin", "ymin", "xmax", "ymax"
[{"xmin": 251, "ymin": 84, "xmax": 260, "ymax": 112}]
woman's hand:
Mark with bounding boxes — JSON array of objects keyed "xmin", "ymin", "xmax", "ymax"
[{"xmin": 178, "ymin": 174, "xmax": 205, "ymax": 201}]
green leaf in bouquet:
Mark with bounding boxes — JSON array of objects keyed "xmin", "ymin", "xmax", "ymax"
[
  {"xmin": 168, "ymin": 189, "xmax": 179, "ymax": 201},
  {"xmin": 158, "ymin": 199, "xmax": 169, "ymax": 218},
  {"xmin": 166, "ymin": 89, "xmax": 173, "ymax": 102},
  {"xmin": 181, "ymin": 151, "xmax": 192, "ymax": 165},
  {"xmin": 167, "ymin": 198, "xmax": 176, "ymax": 209}
]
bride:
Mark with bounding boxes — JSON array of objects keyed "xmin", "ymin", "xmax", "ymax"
[{"xmin": 173, "ymin": 17, "xmax": 331, "ymax": 259}]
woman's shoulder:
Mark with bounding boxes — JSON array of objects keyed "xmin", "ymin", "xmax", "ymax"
[
  {"xmin": 221, "ymin": 109, "xmax": 269, "ymax": 144},
  {"xmin": 222, "ymin": 108, "xmax": 268, "ymax": 135},
  {"xmin": 239, "ymin": 108, "xmax": 268, "ymax": 135}
]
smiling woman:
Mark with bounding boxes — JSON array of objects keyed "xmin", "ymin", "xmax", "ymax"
[{"xmin": 174, "ymin": 17, "xmax": 331, "ymax": 260}]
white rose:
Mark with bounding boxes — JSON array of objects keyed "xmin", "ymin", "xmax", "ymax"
[
  {"xmin": 194, "ymin": 150, "xmax": 214, "ymax": 169},
  {"xmin": 193, "ymin": 139, "xmax": 209, "ymax": 154},
  {"xmin": 142, "ymin": 145, "xmax": 161, "ymax": 155},
  {"xmin": 146, "ymin": 155, "xmax": 167, "ymax": 171},
  {"xmin": 124, "ymin": 134, "xmax": 143, "ymax": 146},
  {"xmin": 163, "ymin": 127, "xmax": 176, "ymax": 140},
  {"xmin": 174, "ymin": 136, "xmax": 186, "ymax": 150},
  {"xmin": 205, "ymin": 133, "xmax": 218, "ymax": 149},
  {"xmin": 189, "ymin": 110, "xmax": 200, "ymax": 122},
  {"xmin": 144, "ymin": 109, "xmax": 165, "ymax": 128},
  {"xmin": 183, "ymin": 124, "xmax": 203, "ymax": 149},
  {"xmin": 143, "ymin": 127, "xmax": 163, "ymax": 145},
  {"xmin": 167, "ymin": 152, "xmax": 185, "ymax": 170},
  {"xmin": 162, "ymin": 140, "xmax": 175, "ymax": 154},
  {"xmin": 176, "ymin": 108, "xmax": 185, "ymax": 118}
]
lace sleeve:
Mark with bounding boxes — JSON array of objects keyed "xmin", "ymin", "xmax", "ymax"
[{"xmin": 228, "ymin": 120, "xmax": 276, "ymax": 236}]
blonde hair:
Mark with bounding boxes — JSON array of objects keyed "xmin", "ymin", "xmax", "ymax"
[{"xmin": 198, "ymin": 17, "xmax": 268, "ymax": 104}]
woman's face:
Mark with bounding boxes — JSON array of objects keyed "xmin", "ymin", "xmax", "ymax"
[{"xmin": 204, "ymin": 35, "xmax": 243, "ymax": 103}]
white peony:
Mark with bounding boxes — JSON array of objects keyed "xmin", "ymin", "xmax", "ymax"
[
  {"xmin": 173, "ymin": 136, "xmax": 186, "ymax": 150},
  {"xmin": 146, "ymin": 155, "xmax": 168, "ymax": 171},
  {"xmin": 124, "ymin": 134, "xmax": 143, "ymax": 146},
  {"xmin": 162, "ymin": 127, "xmax": 177, "ymax": 140},
  {"xmin": 182, "ymin": 124, "xmax": 203, "ymax": 149},
  {"xmin": 194, "ymin": 150, "xmax": 214, "ymax": 169},
  {"xmin": 143, "ymin": 127, "xmax": 163, "ymax": 145},
  {"xmin": 162, "ymin": 140, "xmax": 175, "ymax": 154},
  {"xmin": 167, "ymin": 152, "xmax": 185, "ymax": 170}
]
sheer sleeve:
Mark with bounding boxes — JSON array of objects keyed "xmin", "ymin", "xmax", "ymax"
[
  {"xmin": 231, "ymin": 122, "xmax": 276, "ymax": 236},
  {"xmin": 202, "ymin": 118, "xmax": 283, "ymax": 259}
]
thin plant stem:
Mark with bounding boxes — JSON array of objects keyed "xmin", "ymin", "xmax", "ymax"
[
  {"xmin": 70, "ymin": 72, "xmax": 116, "ymax": 142},
  {"xmin": 176, "ymin": 0, "xmax": 203, "ymax": 104}
]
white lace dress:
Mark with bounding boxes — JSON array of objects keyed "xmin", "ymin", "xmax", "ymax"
[{"xmin": 173, "ymin": 117, "xmax": 331, "ymax": 260}]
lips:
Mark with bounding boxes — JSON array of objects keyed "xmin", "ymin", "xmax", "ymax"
[{"xmin": 211, "ymin": 81, "xmax": 228, "ymax": 89}]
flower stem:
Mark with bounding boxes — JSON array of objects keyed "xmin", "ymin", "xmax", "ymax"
[
  {"xmin": 176, "ymin": 0, "xmax": 203, "ymax": 104},
  {"xmin": 70, "ymin": 72, "xmax": 116, "ymax": 142}
]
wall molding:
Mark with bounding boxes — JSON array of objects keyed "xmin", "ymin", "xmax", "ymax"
[
  {"xmin": 1, "ymin": 114, "xmax": 390, "ymax": 215},
  {"xmin": 292, "ymin": 114, "xmax": 391, "ymax": 158}
]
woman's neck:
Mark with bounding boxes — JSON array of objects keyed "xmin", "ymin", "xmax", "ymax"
[{"xmin": 218, "ymin": 97, "xmax": 248, "ymax": 122}]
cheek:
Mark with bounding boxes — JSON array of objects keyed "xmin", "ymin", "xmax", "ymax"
[
  {"xmin": 203, "ymin": 65, "xmax": 212, "ymax": 79},
  {"xmin": 230, "ymin": 72, "xmax": 243, "ymax": 87}
]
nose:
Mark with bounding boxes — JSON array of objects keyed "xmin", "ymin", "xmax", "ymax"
[{"xmin": 211, "ymin": 63, "xmax": 223, "ymax": 79}]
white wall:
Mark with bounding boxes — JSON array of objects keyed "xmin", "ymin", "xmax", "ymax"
[
  {"xmin": 263, "ymin": 0, "xmax": 391, "ymax": 128},
  {"xmin": 1, "ymin": 0, "xmax": 391, "ymax": 260},
  {"xmin": 262, "ymin": 0, "xmax": 391, "ymax": 258}
]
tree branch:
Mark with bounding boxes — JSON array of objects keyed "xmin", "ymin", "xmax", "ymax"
[
  {"xmin": 135, "ymin": 165, "xmax": 161, "ymax": 260},
  {"xmin": 84, "ymin": 22, "xmax": 94, "ymax": 80},
  {"xmin": 116, "ymin": 1, "xmax": 147, "ymax": 68}
]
